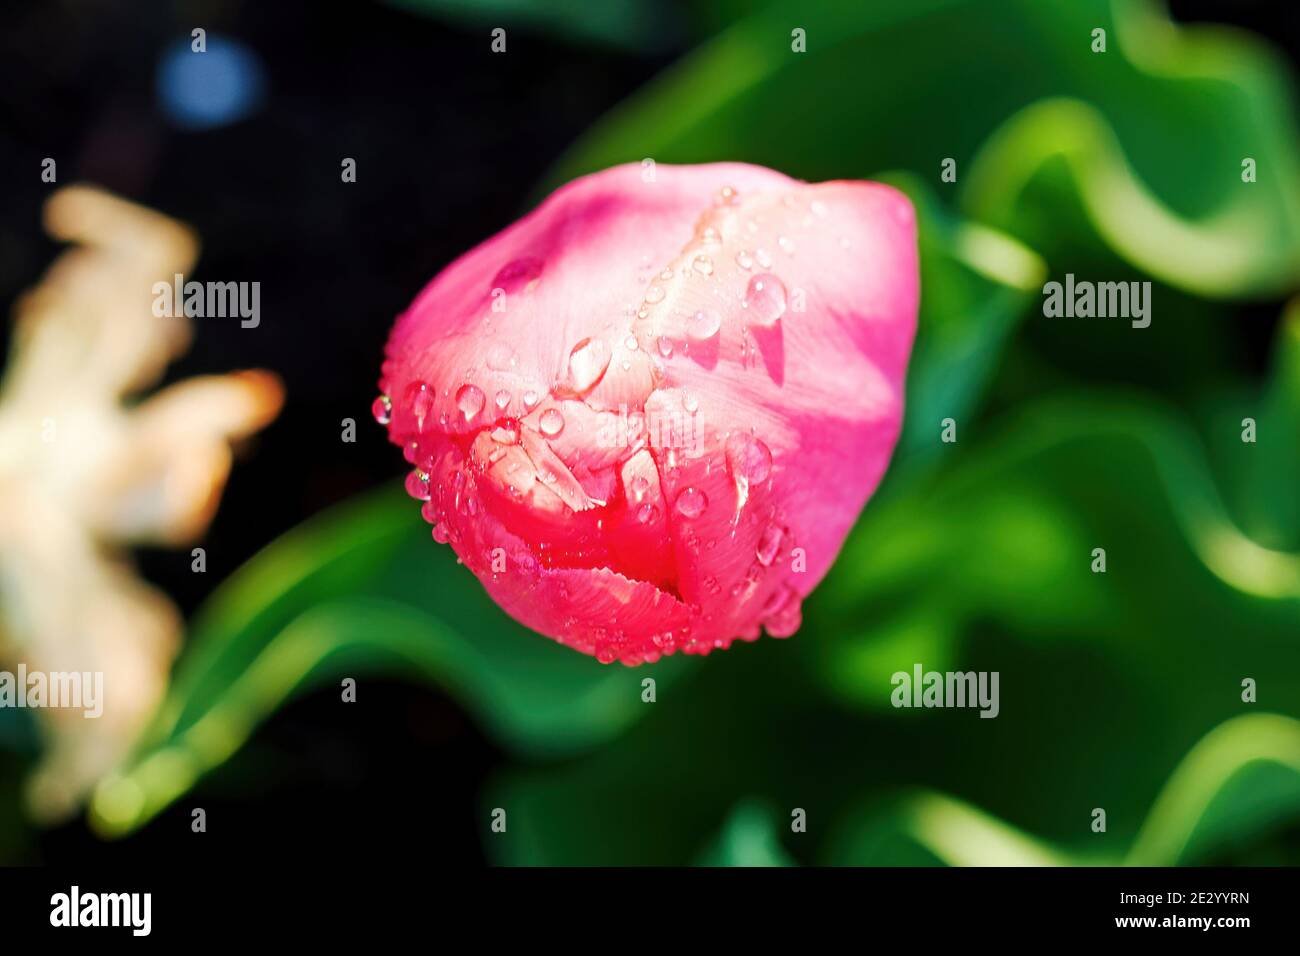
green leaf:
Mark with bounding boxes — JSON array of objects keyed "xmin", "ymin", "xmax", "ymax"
[
  {"xmin": 484, "ymin": 386, "xmax": 1300, "ymax": 863},
  {"xmin": 828, "ymin": 791, "xmax": 1071, "ymax": 867},
  {"xmin": 1126, "ymin": 713, "xmax": 1300, "ymax": 865},
  {"xmin": 1232, "ymin": 302, "xmax": 1300, "ymax": 548},
  {"xmin": 89, "ymin": 484, "xmax": 690, "ymax": 838},
  {"xmin": 546, "ymin": 0, "xmax": 1300, "ymax": 297},
  {"xmin": 694, "ymin": 799, "xmax": 797, "ymax": 866},
  {"xmin": 875, "ymin": 172, "xmax": 1045, "ymax": 463},
  {"xmin": 826, "ymin": 713, "xmax": 1300, "ymax": 867}
]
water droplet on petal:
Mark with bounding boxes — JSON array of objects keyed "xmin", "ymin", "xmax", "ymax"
[
  {"xmin": 674, "ymin": 487, "xmax": 708, "ymax": 519},
  {"xmin": 725, "ymin": 433, "xmax": 773, "ymax": 501},
  {"xmin": 371, "ymin": 395, "xmax": 392, "ymax": 425},
  {"xmin": 744, "ymin": 274, "xmax": 787, "ymax": 327},
  {"xmin": 755, "ymin": 523, "xmax": 784, "ymax": 566},
  {"xmin": 494, "ymin": 389, "xmax": 511, "ymax": 411},
  {"xmin": 455, "ymin": 383, "xmax": 485, "ymax": 421},
  {"xmin": 566, "ymin": 337, "xmax": 611, "ymax": 393},
  {"xmin": 763, "ymin": 584, "xmax": 803, "ymax": 638},
  {"xmin": 692, "ymin": 254, "xmax": 714, "ymax": 276},
  {"xmin": 682, "ymin": 392, "xmax": 699, "ymax": 413},
  {"xmin": 630, "ymin": 475, "xmax": 649, "ymax": 498},
  {"xmin": 523, "ymin": 389, "xmax": 540, "ymax": 409},
  {"xmin": 657, "ymin": 336, "xmax": 675, "ymax": 358},
  {"xmin": 405, "ymin": 469, "xmax": 431, "ymax": 501},
  {"xmin": 636, "ymin": 503, "xmax": 659, "ymax": 524},
  {"xmin": 404, "ymin": 381, "xmax": 434, "ymax": 428},
  {"xmin": 735, "ymin": 250, "xmax": 753, "ymax": 271},
  {"xmin": 644, "ymin": 285, "xmax": 665, "ymax": 304},
  {"xmin": 777, "ymin": 236, "xmax": 795, "ymax": 255},
  {"xmin": 686, "ymin": 308, "xmax": 721, "ymax": 341},
  {"xmin": 432, "ymin": 521, "xmax": 450, "ymax": 544},
  {"xmin": 763, "ymin": 582, "xmax": 795, "ymax": 616},
  {"xmin": 624, "ymin": 334, "xmax": 639, "ymax": 351},
  {"xmin": 539, "ymin": 407, "xmax": 565, "ymax": 437},
  {"xmin": 810, "ymin": 200, "xmax": 828, "ymax": 218},
  {"xmin": 755, "ymin": 248, "xmax": 773, "ymax": 269}
]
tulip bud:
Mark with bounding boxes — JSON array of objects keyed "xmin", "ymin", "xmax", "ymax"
[{"xmin": 377, "ymin": 163, "xmax": 917, "ymax": 664}]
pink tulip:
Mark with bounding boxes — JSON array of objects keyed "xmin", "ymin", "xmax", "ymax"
[{"xmin": 376, "ymin": 162, "xmax": 918, "ymax": 664}]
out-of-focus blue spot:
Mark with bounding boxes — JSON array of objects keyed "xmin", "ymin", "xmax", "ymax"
[{"xmin": 157, "ymin": 35, "xmax": 267, "ymax": 131}]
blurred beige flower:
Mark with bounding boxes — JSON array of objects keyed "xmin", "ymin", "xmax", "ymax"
[{"xmin": 0, "ymin": 185, "xmax": 283, "ymax": 821}]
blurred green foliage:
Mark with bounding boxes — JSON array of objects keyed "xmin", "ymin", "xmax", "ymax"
[{"xmin": 7, "ymin": 0, "xmax": 1300, "ymax": 865}]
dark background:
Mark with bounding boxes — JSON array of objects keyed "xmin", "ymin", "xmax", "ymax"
[{"xmin": 0, "ymin": 0, "xmax": 1295, "ymax": 864}]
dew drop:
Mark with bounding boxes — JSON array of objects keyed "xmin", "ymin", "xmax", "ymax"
[
  {"xmin": 494, "ymin": 389, "xmax": 511, "ymax": 411},
  {"xmin": 686, "ymin": 308, "xmax": 721, "ymax": 341},
  {"xmin": 636, "ymin": 503, "xmax": 659, "ymax": 524},
  {"xmin": 692, "ymin": 255, "xmax": 714, "ymax": 276},
  {"xmin": 455, "ymin": 383, "xmax": 485, "ymax": 421},
  {"xmin": 404, "ymin": 381, "xmax": 434, "ymax": 428},
  {"xmin": 755, "ymin": 248, "xmax": 773, "ymax": 269},
  {"xmin": 539, "ymin": 407, "xmax": 565, "ymax": 437},
  {"xmin": 371, "ymin": 395, "xmax": 392, "ymax": 425},
  {"xmin": 566, "ymin": 337, "xmax": 611, "ymax": 393},
  {"xmin": 657, "ymin": 336, "xmax": 675, "ymax": 358},
  {"xmin": 777, "ymin": 235, "xmax": 795, "ymax": 255},
  {"xmin": 763, "ymin": 582, "xmax": 796, "ymax": 616},
  {"xmin": 405, "ymin": 469, "xmax": 431, "ymax": 501},
  {"xmin": 624, "ymin": 334, "xmax": 639, "ymax": 351},
  {"xmin": 755, "ymin": 523, "xmax": 784, "ymax": 567},
  {"xmin": 682, "ymin": 392, "xmax": 699, "ymax": 413},
  {"xmin": 630, "ymin": 475, "xmax": 650, "ymax": 498},
  {"xmin": 744, "ymin": 274, "xmax": 787, "ymax": 326},
  {"xmin": 725, "ymin": 433, "xmax": 773, "ymax": 493},
  {"xmin": 763, "ymin": 584, "xmax": 803, "ymax": 638},
  {"xmin": 432, "ymin": 521, "xmax": 450, "ymax": 544},
  {"xmin": 644, "ymin": 285, "xmax": 665, "ymax": 304},
  {"xmin": 734, "ymin": 250, "xmax": 753, "ymax": 271},
  {"xmin": 674, "ymin": 486, "xmax": 708, "ymax": 519},
  {"xmin": 522, "ymin": 389, "xmax": 540, "ymax": 410}
]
